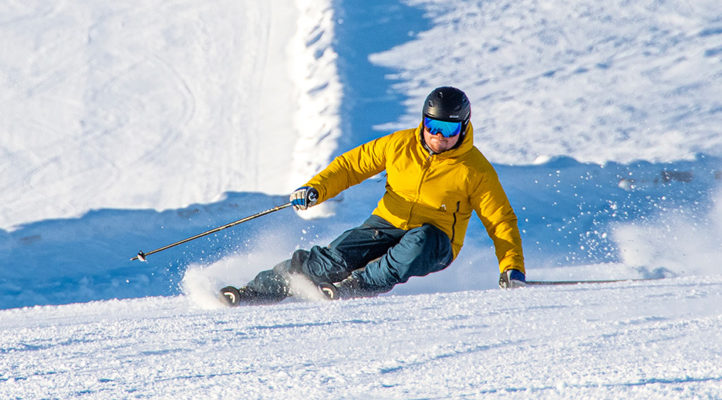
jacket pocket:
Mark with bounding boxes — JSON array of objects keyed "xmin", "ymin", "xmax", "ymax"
[{"xmin": 450, "ymin": 201, "xmax": 461, "ymax": 243}]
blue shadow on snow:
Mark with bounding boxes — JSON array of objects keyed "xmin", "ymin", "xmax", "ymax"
[
  {"xmin": 332, "ymin": 0, "xmax": 431, "ymax": 150},
  {"xmin": 1, "ymin": 155, "xmax": 720, "ymax": 309}
]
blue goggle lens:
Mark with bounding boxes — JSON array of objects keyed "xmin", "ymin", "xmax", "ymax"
[{"xmin": 423, "ymin": 117, "xmax": 462, "ymax": 138}]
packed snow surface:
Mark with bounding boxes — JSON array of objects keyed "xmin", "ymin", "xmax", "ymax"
[
  {"xmin": 1, "ymin": 0, "xmax": 722, "ymax": 398},
  {"xmin": 2, "ymin": 277, "xmax": 721, "ymax": 399}
]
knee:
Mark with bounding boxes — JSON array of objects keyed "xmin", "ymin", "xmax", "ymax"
[
  {"xmin": 359, "ymin": 225, "xmax": 452, "ymax": 289},
  {"xmin": 408, "ymin": 224, "xmax": 452, "ymax": 258},
  {"xmin": 273, "ymin": 249, "xmax": 309, "ymax": 275},
  {"xmin": 391, "ymin": 224, "xmax": 452, "ymax": 278}
]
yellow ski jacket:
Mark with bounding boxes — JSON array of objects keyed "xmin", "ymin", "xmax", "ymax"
[{"xmin": 305, "ymin": 123, "xmax": 525, "ymax": 274}]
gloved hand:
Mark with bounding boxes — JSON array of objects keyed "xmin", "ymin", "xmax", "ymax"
[
  {"xmin": 499, "ymin": 269, "xmax": 526, "ymax": 289},
  {"xmin": 290, "ymin": 186, "xmax": 319, "ymax": 210}
]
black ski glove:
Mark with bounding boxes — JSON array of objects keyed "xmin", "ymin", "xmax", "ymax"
[
  {"xmin": 499, "ymin": 269, "xmax": 526, "ymax": 289},
  {"xmin": 290, "ymin": 186, "xmax": 319, "ymax": 210}
]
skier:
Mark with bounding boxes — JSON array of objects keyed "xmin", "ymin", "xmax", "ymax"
[{"xmin": 222, "ymin": 86, "xmax": 526, "ymax": 305}]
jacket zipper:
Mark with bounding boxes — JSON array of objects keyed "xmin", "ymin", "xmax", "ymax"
[
  {"xmin": 451, "ymin": 201, "xmax": 460, "ymax": 243},
  {"xmin": 406, "ymin": 153, "xmax": 433, "ymax": 225}
]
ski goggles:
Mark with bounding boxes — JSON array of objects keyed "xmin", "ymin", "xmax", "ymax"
[{"xmin": 423, "ymin": 117, "xmax": 462, "ymax": 138}]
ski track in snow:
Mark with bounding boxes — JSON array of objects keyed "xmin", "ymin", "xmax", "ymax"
[
  {"xmin": 1, "ymin": 277, "xmax": 721, "ymax": 399},
  {"xmin": 0, "ymin": 0, "xmax": 341, "ymax": 230}
]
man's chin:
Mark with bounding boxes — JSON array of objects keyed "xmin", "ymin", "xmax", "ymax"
[{"xmin": 428, "ymin": 143, "xmax": 450, "ymax": 153}]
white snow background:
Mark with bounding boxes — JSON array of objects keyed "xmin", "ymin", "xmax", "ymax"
[{"xmin": 1, "ymin": 0, "xmax": 722, "ymax": 398}]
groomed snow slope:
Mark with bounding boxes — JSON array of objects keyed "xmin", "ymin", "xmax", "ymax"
[{"xmin": 1, "ymin": 277, "xmax": 721, "ymax": 399}]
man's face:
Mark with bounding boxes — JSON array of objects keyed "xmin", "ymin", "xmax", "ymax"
[{"xmin": 423, "ymin": 126, "xmax": 461, "ymax": 153}]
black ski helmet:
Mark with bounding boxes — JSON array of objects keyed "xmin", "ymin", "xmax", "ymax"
[{"xmin": 422, "ymin": 86, "xmax": 471, "ymax": 135}]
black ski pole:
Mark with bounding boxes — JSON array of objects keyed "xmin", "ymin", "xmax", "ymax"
[
  {"xmin": 130, "ymin": 202, "xmax": 292, "ymax": 262},
  {"xmin": 525, "ymin": 277, "xmax": 662, "ymax": 286}
]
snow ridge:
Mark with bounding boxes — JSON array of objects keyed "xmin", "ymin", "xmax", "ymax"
[{"xmin": 288, "ymin": 0, "xmax": 343, "ymax": 188}]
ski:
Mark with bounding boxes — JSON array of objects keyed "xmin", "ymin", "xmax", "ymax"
[
  {"xmin": 218, "ymin": 286, "xmax": 282, "ymax": 306},
  {"xmin": 219, "ymin": 282, "xmax": 338, "ymax": 307}
]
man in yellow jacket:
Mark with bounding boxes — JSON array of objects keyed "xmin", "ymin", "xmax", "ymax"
[{"xmin": 223, "ymin": 86, "xmax": 525, "ymax": 305}]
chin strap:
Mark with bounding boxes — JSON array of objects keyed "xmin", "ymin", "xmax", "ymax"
[{"xmin": 420, "ymin": 136, "xmax": 437, "ymax": 155}]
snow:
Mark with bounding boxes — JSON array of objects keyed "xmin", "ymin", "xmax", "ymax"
[
  {"xmin": 1, "ymin": 0, "xmax": 722, "ymax": 398},
  {"xmin": 2, "ymin": 279, "xmax": 721, "ymax": 398},
  {"xmin": 371, "ymin": 0, "xmax": 722, "ymax": 165},
  {"xmin": 0, "ymin": 0, "xmax": 340, "ymax": 229}
]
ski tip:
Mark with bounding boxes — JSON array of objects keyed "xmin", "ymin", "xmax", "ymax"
[
  {"xmin": 219, "ymin": 286, "xmax": 241, "ymax": 307},
  {"xmin": 317, "ymin": 282, "xmax": 339, "ymax": 300}
]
